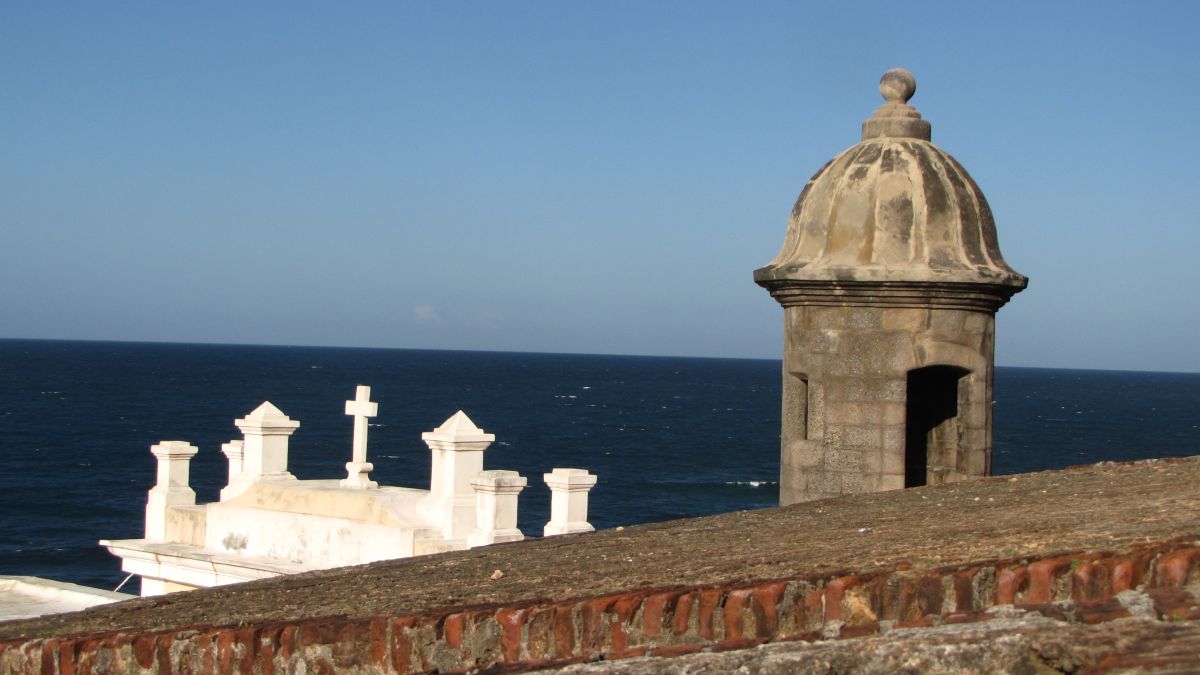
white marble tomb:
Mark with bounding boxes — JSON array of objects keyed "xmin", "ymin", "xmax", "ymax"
[{"xmin": 102, "ymin": 386, "xmax": 597, "ymax": 596}]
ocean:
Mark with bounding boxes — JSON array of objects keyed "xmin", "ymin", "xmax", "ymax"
[{"xmin": 1, "ymin": 339, "xmax": 1198, "ymax": 591}]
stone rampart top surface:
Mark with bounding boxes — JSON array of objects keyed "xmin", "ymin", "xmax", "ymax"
[{"xmin": 3, "ymin": 456, "xmax": 1199, "ymax": 641}]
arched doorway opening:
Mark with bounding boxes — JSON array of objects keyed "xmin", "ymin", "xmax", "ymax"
[{"xmin": 905, "ymin": 366, "xmax": 969, "ymax": 487}]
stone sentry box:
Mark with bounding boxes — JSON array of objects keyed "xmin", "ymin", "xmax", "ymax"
[{"xmin": 755, "ymin": 69, "xmax": 1027, "ymax": 504}]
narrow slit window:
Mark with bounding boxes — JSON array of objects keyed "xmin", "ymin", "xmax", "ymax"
[{"xmin": 785, "ymin": 372, "xmax": 810, "ymax": 441}]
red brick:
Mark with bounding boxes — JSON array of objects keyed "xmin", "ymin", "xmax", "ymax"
[
  {"xmin": 613, "ymin": 594, "xmax": 641, "ymax": 622},
  {"xmin": 607, "ymin": 619, "xmax": 629, "ymax": 657},
  {"xmin": 581, "ymin": 596, "xmax": 615, "ymax": 654},
  {"xmin": 133, "ymin": 634, "xmax": 156, "ymax": 669},
  {"xmin": 915, "ymin": 574, "xmax": 945, "ymax": 616},
  {"xmin": 257, "ymin": 628, "xmax": 277, "ymax": 675},
  {"xmin": 579, "ymin": 600, "xmax": 602, "ymax": 654},
  {"xmin": 952, "ymin": 569, "xmax": 977, "ymax": 612},
  {"xmin": 55, "ymin": 641, "xmax": 75, "ymax": 675},
  {"xmin": 711, "ymin": 637, "xmax": 761, "ymax": 653},
  {"xmin": 442, "ymin": 612, "xmax": 464, "ymax": 650},
  {"xmin": 389, "ymin": 617, "xmax": 417, "ymax": 674},
  {"xmin": 995, "ymin": 567, "xmax": 1028, "ymax": 604},
  {"xmin": 751, "ymin": 581, "xmax": 787, "ymax": 638},
  {"xmin": 641, "ymin": 591, "xmax": 676, "ymax": 637},
  {"xmin": 74, "ymin": 640, "xmax": 97, "ymax": 674},
  {"xmin": 697, "ymin": 588, "xmax": 722, "ymax": 640},
  {"xmin": 298, "ymin": 621, "xmax": 345, "ymax": 649},
  {"xmin": 723, "ymin": 589, "xmax": 753, "ymax": 642},
  {"xmin": 39, "ymin": 639, "xmax": 55, "ymax": 675},
  {"xmin": 553, "ymin": 604, "xmax": 576, "ymax": 658},
  {"xmin": 648, "ymin": 643, "xmax": 704, "ymax": 658},
  {"xmin": 496, "ymin": 607, "xmax": 527, "ymax": 664},
  {"xmin": 1071, "ymin": 561, "xmax": 1107, "ymax": 602},
  {"xmin": 672, "ymin": 591, "xmax": 696, "ymax": 635},
  {"xmin": 1155, "ymin": 548, "xmax": 1200, "ymax": 587},
  {"xmin": 278, "ymin": 625, "xmax": 298, "ymax": 661},
  {"xmin": 216, "ymin": 630, "xmax": 235, "ymax": 675},
  {"xmin": 882, "ymin": 574, "xmax": 914, "ymax": 622},
  {"xmin": 1111, "ymin": 559, "xmax": 1138, "ymax": 593},
  {"xmin": 192, "ymin": 631, "xmax": 215, "ymax": 675},
  {"xmin": 824, "ymin": 576, "xmax": 856, "ymax": 623},
  {"xmin": 369, "ymin": 617, "xmax": 388, "ymax": 666},
  {"xmin": 800, "ymin": 586, "xmax": 825, "ymax": 631},
  {"xmin": 236, "ymin": 627, "xmax": 257, "ymax": 672},
  {"xmin": 1027, "ymin": 558, "xmax": 1074, "ymax": 603}
]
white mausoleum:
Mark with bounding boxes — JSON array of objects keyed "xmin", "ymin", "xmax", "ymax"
[{"xmin": 102, "ymin": 386, "xmax": 597, "ymax": 596}]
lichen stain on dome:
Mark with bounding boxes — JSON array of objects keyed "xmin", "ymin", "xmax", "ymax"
[{"xmin": 756, "ymin": 70, "xmax": 1027, "ymax": 291}]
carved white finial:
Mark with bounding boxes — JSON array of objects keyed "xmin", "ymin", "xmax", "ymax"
[{"xmin": 341, "ymin": 385, "xmax": 379, "ymax": 489}]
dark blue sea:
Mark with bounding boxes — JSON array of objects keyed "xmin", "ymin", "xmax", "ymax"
[{"xmin": 1, "ymin": 339, "xmax": 1198, "ymax": 591}]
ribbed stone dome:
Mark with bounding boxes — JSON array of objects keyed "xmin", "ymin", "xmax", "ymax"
[{"xmin": 755, "ymin": 69, "xmax": 1027, "ymax": 304}]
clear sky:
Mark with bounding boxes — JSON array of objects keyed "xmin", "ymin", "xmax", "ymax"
[{"xmin": 3, "ymin": 2, "xmax": 1198, "ymax": 372}]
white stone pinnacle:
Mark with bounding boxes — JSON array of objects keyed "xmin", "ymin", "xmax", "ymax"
[
  {"xmin": 239, "ymin": 401, "xmax": 292, "ymax": 426},
  {"xmin": 421, "ymin": 411, "xmax": 496, "ymax": 539},
  {"xmin": 341, "ymin": 385, "xmax": 379, "ymax": 489},
  {"xmin": 145, "ymin": 440, "xmax": 199, "ymax": 541},
  {"xmin": 468, "ymin": 470, "xmax": 527, "ymax": 547},
  {"xmin": 543, "ymin": 468, "xmax": 597, "ymax": 537},
  {"xmin": 233, "ymin": 401, "xmax": 299, "ymax": 483},
  {"xmin": 217, "ymin": 439, "xmax": 245, "ymax": 501},
  {"xmin": 422, "ymin": 410, "xmax": 494, "ymax": 445}
]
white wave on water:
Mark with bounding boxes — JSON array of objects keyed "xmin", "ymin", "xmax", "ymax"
[{"xmin": 724, "ymin": 480, "xmax": 778, "ymax": 488}]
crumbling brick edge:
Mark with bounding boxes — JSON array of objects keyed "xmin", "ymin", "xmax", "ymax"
[{"xmin": 3, "ymin": 536, "xmax": 1200, "ymax": 674}]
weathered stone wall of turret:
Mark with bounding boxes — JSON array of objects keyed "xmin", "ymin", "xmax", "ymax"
[{"xmin": 781, "ymin": 304, "xmax": 996, "ymax": 504}]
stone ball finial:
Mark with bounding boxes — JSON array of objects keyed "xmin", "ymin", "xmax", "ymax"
[
  {"xmin": 879, "ymin": 68, "xmax": 916, "ymax": 104},
  {"xmin": 861, "ymin": 68, "xmax": 929, "ymax": 140}
]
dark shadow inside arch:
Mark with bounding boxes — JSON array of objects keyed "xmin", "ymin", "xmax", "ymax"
[{"xmin": 905, "ymin": 365, "xmax": 970, "ymax": 488}]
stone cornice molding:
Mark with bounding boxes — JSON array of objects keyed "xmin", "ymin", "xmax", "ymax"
[{"xmin": 757, "ymin": 278, "xmax": 1021, "ymax": 312}]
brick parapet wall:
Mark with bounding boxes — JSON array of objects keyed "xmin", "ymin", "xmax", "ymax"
[{"xmin": 4, "ymin": 538, "xmax": 1200, "ymax": 674}]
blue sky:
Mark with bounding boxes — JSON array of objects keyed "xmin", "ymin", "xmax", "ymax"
[{"xmin": 3, "ymin": 2, "xmax": 1198, "ymax": 371}]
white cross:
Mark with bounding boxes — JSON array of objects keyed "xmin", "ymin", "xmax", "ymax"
[{"xmin": 345, "ymin": 385, "xmax": 378, "ymax": 466}]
